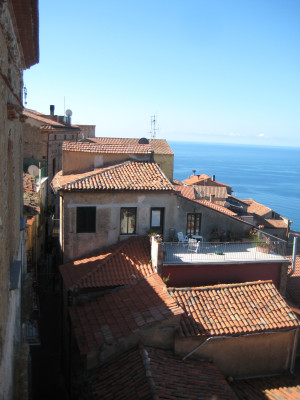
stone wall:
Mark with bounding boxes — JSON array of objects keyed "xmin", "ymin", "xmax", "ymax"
[{"xmin": 0, "ymin": 1, "xmax": 37, "ymax": 397}]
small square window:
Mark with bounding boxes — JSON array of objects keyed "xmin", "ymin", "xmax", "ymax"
[
  {"xmin": 76, "ymin": 207, "xmax": 96, "ymax": 233},
  {"xmin": 120, "ymin": 208, "xmax": 136, "ymax": 234}
]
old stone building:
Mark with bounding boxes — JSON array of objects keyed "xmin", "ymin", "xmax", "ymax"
[
  {"xmin": 23, "ymin": 107, "xmax": 95, "ymax": 209},
  {"xmin": 0, "ymin": 1, "xmax": 39, "ymax": 398}
]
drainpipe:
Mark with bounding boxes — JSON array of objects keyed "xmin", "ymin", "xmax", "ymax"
[
  {"xmin": 182, "ymin": 329, "xmax": 298, "ymax": 364},
  {"xmin": 288, "ymin": 237, "xmax": 298, "ymax": 277},
  {"xmin": 182, "ymin": 335, "xmax": 229, "ymax": 361}
]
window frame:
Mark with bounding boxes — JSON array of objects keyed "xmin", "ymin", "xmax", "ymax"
[
  {"xmin": 150, "ymin": 207, "xmax": 164, "ymax": 235},
  {"xmin": 120, "ymin": 207, "xmax": 137, "ymax": 235},
  {"xmin": 186, "ymin": 213, "xmax": 201, "ymax": 236},
  {"xmin": 76, "ymin": 206, "xmax": 96, "ymax": 233}
]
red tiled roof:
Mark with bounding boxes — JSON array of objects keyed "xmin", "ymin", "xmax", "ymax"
[
  {"xmin": 60, "ymin": 237, "xmax": 154, "ymax": 290},
  {"xmin": 89, "ymin": 345, "xmax": 238, "ymax": 399},
  {"xmin": 52, "ymin": 161, "xmax": 173, "ymax": 192},
  {"xmin": 287, "ymin": 256, "xmax": 300, "ymax": 305},
  {"xmin": 168, "ymin": 281, "xmax": 300, "ymax": 337},
  {"xmin": 23, "ymin": 173, "xmax": 40, "ymax": 215},
  {"xmin": 69, "ymin": 274, "xmax": 183, "ymax": 354},
  {"xmin": 183, "ymin": 174, "xmax": 232, "ymax": 189},
  {"xmin": 62, "ymin": 137, "xmax": 174, "ymax": 155},
  {"xmin": 264, "ymin": 219, "xmax": 288, "ymax": 228},
  {"xmin": 174, "ymin": 184, "xmax": 238, "ymax": 217},
  {"xmin": 243, "ymin": 199, "xmax": 272, "ymax": 216},
  {"xmin": 230, "ymin": 373, "xmax": 300, "ymax": 399},
  {"xmin": 182, "ymin": 174, "xmax": 211, "ymax": 184},
  {"xmin": 23, "ymin": 109, "xmax": 79, "ymax": 130}
]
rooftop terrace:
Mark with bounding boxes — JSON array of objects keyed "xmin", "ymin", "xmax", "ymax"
[{"xmin": 163, "ymin": 241, "xmax": 288, "ymax": 264}]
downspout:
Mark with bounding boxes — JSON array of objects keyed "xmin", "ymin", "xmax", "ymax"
[
  {"xmin": 182, "ymin": 329, "xmax": 298, "ymax": 362},
  {"xmin": 288, "ymin": 237, "xmax": 298, "ymax": 277},
  {"xmin": 182, "ymin": 335, "xmax": 230, "ymax": 361}
]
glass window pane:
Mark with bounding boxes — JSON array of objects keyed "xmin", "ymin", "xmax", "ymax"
[{"xmin": 151, "ymin": 210, "xmax": 161, "ymax": 227}]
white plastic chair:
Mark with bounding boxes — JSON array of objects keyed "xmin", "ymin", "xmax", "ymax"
[{"xmin": 177, "ymin": 232, "xmax": 189, "ymax": 243}]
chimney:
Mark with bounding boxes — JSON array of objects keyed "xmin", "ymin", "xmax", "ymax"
[
  {"xmin": 212, "ymin": 174, "xmax": 215, "ymax": 181},
  {"xmin": 192, "ymin": 170, "xmax": 196, "ymax": 176},
  {"xmin": 210, "ymin": 194, "xmax": 215, "ymax": 203},
  {"xmin": 50, "ymin": 105, "xmax": 55, "ymax": 116}
]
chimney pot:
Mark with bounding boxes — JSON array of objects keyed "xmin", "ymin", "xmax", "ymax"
[
  {"xmin": 50, "ymin": 105, "xmax": 55, "ymax": 116},
  {"xmin": 212, "ymin": 174, "xmax": 215, "ymax": 181}
]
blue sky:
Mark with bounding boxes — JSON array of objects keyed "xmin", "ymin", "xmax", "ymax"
[{"xmin": 24, "ymin": 0, "xmax": 300, "ymax": 146}]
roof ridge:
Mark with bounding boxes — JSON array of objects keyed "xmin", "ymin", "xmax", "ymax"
[
  {"xmin": 169, "ymin": 280, "xmax": 274, "ymax": 292},
  {"xmin": 138, "ymin": 344, "xmax": 159, "ymax": 399}
]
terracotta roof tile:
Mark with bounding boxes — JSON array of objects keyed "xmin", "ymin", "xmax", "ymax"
[
  {"xmin": 243, "ymin": 199, "xmax": 272, "ymax": 216},
  {"xmin": 23, "ymin": 109, "xmax": 79, "ymax": 130},
  {"xmin": 62, "ymin": 137, "xmax": 174, "ymax": 155},
  {"xmin": 174, "ymin": 184, "xmax": 238, "ymax": 217},
  {"xmin": 183, "ymin": 174, "xmax": 232, "ymax": 189},
  {"xmin": 69, "ymin": 274, "xmax": 183, "ymax": 354},
  {"xmin": 88, "ymin": 345, "xmax": 237, "ymax": 399},
  {"xmin": 230, "ymin": 373, "xmax": 300, "ymax": 399},
  {"xmin": 60, "ymin": 237, "xmax": 154, "ymax": 290},
  {"xmin": 52, "ymin": 161, "xmax": 173, "ymax": 192},
  {"xmin": 287, "ymin": 256, "xmax": 300, "ymax": 305},
  {"xmin": 168, "ymin": 281, "xmax": 300, "ymax": 337}
]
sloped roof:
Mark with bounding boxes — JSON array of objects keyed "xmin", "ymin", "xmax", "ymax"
[
  {"xmin": 243, "ymin": 199, "xmax": 272, "ymax": 216},
  {"xmin": 23, "ymin": 109, "xmax": 80, "ymax": 130},
  {"xmin": 287, "ymin": 256, "xmax": 300, "ymax": 305},
  {"xmin": 230, "ymin": 373, "xmax": 300, "ymax": 399},
  {"xmin": 62, "ymin": 137, "xmax": 174, "ymax": 155},
  {"xmin": 69, "ymin": 274, "xmax": 183, "ymax": 354},
  {"xmin": 182, "ymin": 174, "xmax": 211, "ymax": 184},
  {"xmin": 183, "ymin": 174, "xmax": 232, "ymax": 189},
  {"xmin": 60, "ymin": 237, "xmax": 154, "ymax": 290},
  {"xmin": 52, "ymin": 161, "xmax": 174, "ymax": 192},
  {"xmin": 23, "ymin": 173, "xmax": 40, "ymax": 215},
  {"xmin": 88, "ymin": 345, "xmax": 237, "ymax": 399},
  {"xmin": 168, "ymin": 281, "xmax": 300, "ymax": 337},
  {"xmin": 174, "ymin": 184, "xmax": 238, "ymax": 217}
]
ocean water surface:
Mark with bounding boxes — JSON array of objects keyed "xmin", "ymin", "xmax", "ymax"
[{"xmin": 169, "ymin": 141, "xmax": 300, "ymax": 232}]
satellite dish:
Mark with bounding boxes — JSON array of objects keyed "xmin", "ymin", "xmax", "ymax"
[
  {"xmin": 138, "ymin": 137, "xmax": 149, "ymax": 144},
  {"xmin": 28, "ymin": 165, "xmax": 39, "ymax": 176},
  {"xmin": 65, "ymin": 109, "xmax": 73, "ymax": 117}
]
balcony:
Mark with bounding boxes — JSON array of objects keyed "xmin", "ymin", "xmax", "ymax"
[{"xmin": 163, "ymin": 240, "xmax": 287, "ymax": 264}]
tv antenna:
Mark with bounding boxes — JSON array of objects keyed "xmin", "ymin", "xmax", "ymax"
[{"xmin": 150, "ymin": 115, "xmax": 158, "ymax": 139}]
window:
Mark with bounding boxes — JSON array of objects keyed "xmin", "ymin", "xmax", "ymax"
[
  {"xmin": 186, "ymin": 213, "xmax": 201, "ymax": 236},
  {"xmin": 150, "ymin": 208, "xmax": 164, "ymax": 234},
  {"xmin": 120, "ymin": 208, "xmax": 136, "ymax": 234},
  {"xmin": 76, "ymin": 207, "xmax": 96, "ymax": 233}
]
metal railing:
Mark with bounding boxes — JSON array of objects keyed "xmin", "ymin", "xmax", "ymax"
[{"xmin": 163, "ymin": 239, "xmax": 287, "ymax": 264}]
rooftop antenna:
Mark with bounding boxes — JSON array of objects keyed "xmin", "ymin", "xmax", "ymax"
[
  {"xmin": 23, "ymin": 86, "xmax": 27, "ymax": 106},
  {"xmin": 150, "ymin": 115, "xmax": 158, "ymax": 139}
]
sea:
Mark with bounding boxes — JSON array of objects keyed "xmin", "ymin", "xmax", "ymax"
[{"xmin": 169, "ymin": 141, "xmax": 300, "ymax": 233}]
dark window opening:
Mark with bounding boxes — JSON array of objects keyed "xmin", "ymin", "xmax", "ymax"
[
  {"xmin": 150, "ymin": 208, "xmax": 164, "ymax": 235},
  {"xmin": 76, "ymin": 207, "xmax": 96, "ymax": 233}
]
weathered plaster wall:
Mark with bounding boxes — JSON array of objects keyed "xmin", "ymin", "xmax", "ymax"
[
  {"xmin": 174, "ymin": 330, "xmax": 298, "ymax": 378},
  {"xmin": 175, "ymin": 195, "xmax": 251, "ymax": 241},
  {"xmin": 162, "ymin": 262, "xmax": 284, "ymax": 289},
  {"xmin": 0, "ymin": 2, "xmax": 29, "ymax": 397},
  {"xmin": 61, "ymin": 191, "xmax": 178, "ymax": 262},
  {"xmin": 62, "ymin": 151, "xmax": 174, "ymax": 181},
  {"xmin": 86, "ymin": 315, "xmax": 181, "ymax": 370},
  {"xmin": 23, "ymin": 121, "xmax": 47, "ymax": 160}
]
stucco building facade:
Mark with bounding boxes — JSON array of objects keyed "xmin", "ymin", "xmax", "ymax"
[{"xmin": 0, "ymin": 1, "xmax": 39, "ymax": 398}]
